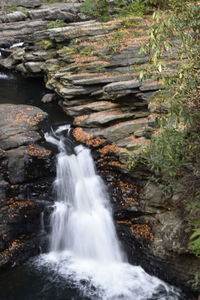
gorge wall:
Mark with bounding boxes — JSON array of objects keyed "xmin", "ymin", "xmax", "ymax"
[{"xmin": 0, "ymin": 1, "xmax": 199, "ymax": 296}]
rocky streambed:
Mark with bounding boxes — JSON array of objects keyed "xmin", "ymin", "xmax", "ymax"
[{"xmin": 0, "ymin": 0, "xmax": 199, "ymax": 298}]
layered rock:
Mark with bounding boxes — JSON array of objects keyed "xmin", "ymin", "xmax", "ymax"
[
  {"xmin": 0, "ymin": 104, "xmax": 54, "ymax": 270},
  {"xmin": 0, "ymin": 2, "xmax": 84, "ymax": 47}
]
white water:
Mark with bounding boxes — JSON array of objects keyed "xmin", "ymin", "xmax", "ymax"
[
  {"xmin": 10, "ymin": 42, "xmax": 24, "ymax": 49},
  {"xmin": 36, "ymin": 125, "xmax": 181, "ymax": 300}
]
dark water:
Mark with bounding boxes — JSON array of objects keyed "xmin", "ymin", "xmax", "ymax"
[
  {"xmin": 0, "ymin": 72, "xmax": 68, "ymax": 123},
  {"xmin": 0, "ymin": 263, "xmax": 90, "ymax": 300},
  {"xmin": 0, "ymin": 71, "xmax": 192, "ymax": 300}
]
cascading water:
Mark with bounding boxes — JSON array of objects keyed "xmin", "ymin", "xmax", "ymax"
[{"xmin": 36, "ymin": 125, "xmax": 181, "ymax": 300}]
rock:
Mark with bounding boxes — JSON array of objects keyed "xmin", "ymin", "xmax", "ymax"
[
  {"xmin": 141, "ymin": 183, "xmax": 169, "ymax": 213},
  {"xmin": 1, "ymin": 12, "xmax": 27, "ymax": 23},
  {"xmin": 99, "ymin": 117, "xmax": 155, "ymax": 142},
  {"xmin": 24, "ymin": 61, "xmax": 43, "ymax": 73},
  {"xmin": 148, "ymin": 102, "xmax": 169, "ymax": 113},
  {"xmin": 41, "ymin": 93, "xmax": 55, "ymax": 103},
  {"xmin": 7, "ymin": 147, "xmax": 28, "ymax": 184},
  {"xmin": 59, "ymin": 86, "xmax": 98, "ymax": 98},
  {"xmin": 140, "ymin": 80, "xmax": 164, "ymax": 91},
  {"xmin": 11, "ymin": 49, "xmax": 25, "ymax": 63},
  {"xmin": 116, "ymin": 136, "xmax": 150, "ymax": 151},
  {"xmin": 103, "ymin": 80, "xmax": 140, "ymax": 93},
  {"xmin": 28, "ymin": 5, "xmax": 79, "ymax": 22},
  {"xmin": 70, "ymin": 74, "xmax": 138, "ymax": 86},
  {"xmin": 63, "ymin": 100, "xmax": 119, "ymax": 116},
  {"xmin": 74, "ymin": 109, "xmax": 140, "ymax": 127},
  {"xmin": 0, "ymin": 104, "xmax": 47, "ymax": 150},
  {"xmin": 3, "ymin": 0, "xmax": 42, "ymax": 8}
]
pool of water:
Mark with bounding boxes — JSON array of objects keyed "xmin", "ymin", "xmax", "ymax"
[
  {"xmin": 0, "ymin": 71, "xmax": 68, "ymax": 123},
  {"xmin": 0, "ymin": 263, "xmax": 89, "ymax": 300}
]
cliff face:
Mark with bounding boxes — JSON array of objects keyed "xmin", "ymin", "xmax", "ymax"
[{"xmin": 0, "ymin": 1, "xmax": 199, "ymax": 294}]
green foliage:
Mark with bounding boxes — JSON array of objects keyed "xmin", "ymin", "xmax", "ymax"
[
  {"xmin": 128, "ymin": 128, "xmax": 197, "ymax": 178},
  {"xmin": 190, "ymin": 229, "xmax": 200, "ymax": 257},
  {"xmin": 115, "ymin": 0, "xmax": 170, "ymax": 16},
  {"xmin": 141, "ymin": 0, "xmax": 200, "ymax": 115},
  {"xmin": 132, "ymin": 0, "xmax": 200, "ymax": 176},
  {"xmin": 59, "ymin": 46, "xmax": 77, "ymax": 55},
  {"xmin": 80, "ymin": 0, "xmax": 110, "ymax": 22},
  {"xmin": 80, "ymin": 46, "xmax": 95, "ymax": 57},
  {"xmin": 47, "ymin": 20, "xmax": 67, "ymax": 29},
  {"xmin": 37, "ymin": 39, "xmax": 53, "ymax": 50}
]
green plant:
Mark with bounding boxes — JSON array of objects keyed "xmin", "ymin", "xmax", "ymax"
[
  {"xmin": 47, "ymin": 20, "xmax": 67, "ymax": 29},
  {"xmin": 59, "ymin": 46, "xmax": 77, "ymax": 55},
  {"xmin": 80, "ymin": 0, "xmax": 110, "ymax": 22},
  {"xmin": 128, "ymin": 128, "xmax": 195, "ymax": 177},
  {"xmin": 79, "ymin": 46, "xmax": 95, "ymax": 57},
  {"xmin": 130, "ymin": 1, "xmax": 200, "ymax": 177},
  {"xmin": 190, "ymin": 228, "xmax": 200, "ymax": 257},
  {"xmin": 37, "ymin": 39, "xmax": 53, "ymax": 50}
]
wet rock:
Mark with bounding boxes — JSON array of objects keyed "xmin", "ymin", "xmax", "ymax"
[
  {"xmin": 0, "ymin": 104, "xmax": 54, "ymax": 269},
  {"xmin": 24, "ymin": 61, "xmax": 43, "ymax": 73},
  {"xmin": 41, "ymin": 93, "xmax": 55, "ymax": 103}
]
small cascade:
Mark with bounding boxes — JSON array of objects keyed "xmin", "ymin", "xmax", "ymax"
[
  {"xmin": 10, "ymin": 42, "xmax": 24, "ymax": 49},
  {"xmin": 36, "ymin": 125, "xmax": 181, "ymax": 300}
]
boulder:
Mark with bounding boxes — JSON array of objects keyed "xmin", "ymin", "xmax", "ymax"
[
  {"xmin": 2, "ymin": 0, "xmax": 42, "ymax": 8},
  {"xmin": 24, "ymin": 61, "xmax": 43, "ymax": 73},
  {"xmin": 41, "ymin": 93, "xmax": 56, "ymax": 103},
  {"xmin": 0, "ymin": 12, "xmax": 27, "ymax": 23},
  {"xmin": 103, "ymin": 80, "xmax": 141, "ymax": 93},
  {"xmin": 99, "ymin": 117, "xmax": 154, "ymax": 142}
]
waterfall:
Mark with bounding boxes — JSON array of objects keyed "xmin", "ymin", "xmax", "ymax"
[{"xmin": 36, "ymin": 125, "xmax": 180, "ymax": 300}]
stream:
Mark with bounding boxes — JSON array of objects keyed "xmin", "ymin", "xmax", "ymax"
[{"xmin": 0, "ymin": 72, "xmax": 190, "ymax": 300}]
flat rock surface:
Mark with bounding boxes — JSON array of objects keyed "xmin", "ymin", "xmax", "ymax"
[{"xmin": 0, "ymin": 104, "xmax": 47, "ymax": 150}]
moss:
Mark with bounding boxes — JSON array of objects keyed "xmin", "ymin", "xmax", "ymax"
[
  {"xmin": 37, "ymin": 40, "xmax": 54, "ymax": 50},
  {"xmin": 47, "ymin": 20, "xmax": 67, "ymax": 29}
]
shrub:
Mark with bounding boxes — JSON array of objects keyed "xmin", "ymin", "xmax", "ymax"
[
  {"xmin": 47, "ymin": 20, "xmax": 67, "ymax": 29},
  {"xmin": 80, "ymin": 0, "xmax": 110, "ymax": 22}
]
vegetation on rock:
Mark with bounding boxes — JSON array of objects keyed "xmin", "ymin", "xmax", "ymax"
[
  {"xmin": 47, "ymin": 20, "xmax": 67, "ymax": 29},
  {"xmin": 128, "ymin": 0, "xmax": 200, "ymax": 261}
]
